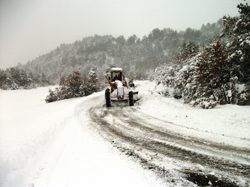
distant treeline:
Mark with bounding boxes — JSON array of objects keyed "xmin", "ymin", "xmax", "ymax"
[
  {"xmin": 15, "ymin": 18, "xmax": 224, "ymax": 83},
  {"xmin": 0, "ymin": 67, "xmax": 50, "ymax": 90}
]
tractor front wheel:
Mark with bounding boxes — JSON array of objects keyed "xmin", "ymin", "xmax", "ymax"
[
  {"xmin": 105, "ymin": 88, "xmax": 111, "ymax": 107},
  {"xmin": 129, "ymin": 91, "xmax": 134, "ymax": 106}
]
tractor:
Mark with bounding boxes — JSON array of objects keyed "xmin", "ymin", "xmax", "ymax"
[{"xmin": 105, "ymin": 68, "xmax": 138, "ymax": 107}]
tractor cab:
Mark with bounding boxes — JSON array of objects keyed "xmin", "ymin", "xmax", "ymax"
[
  {"xmin": 111, "ymin": 68, "xmax": 122, "ymax": 81},
  {"xmin": 106, "ymin": 68, "xmax": 128, "ymax": 92}
]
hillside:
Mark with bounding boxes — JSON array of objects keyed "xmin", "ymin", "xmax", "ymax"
[
  {"xmin": 16, "ymin": 19, "xmax": 223, "ymax": 83},
  {"xmin": 154, "ymin": 3, "xmax": 250, "ymax": 107}
]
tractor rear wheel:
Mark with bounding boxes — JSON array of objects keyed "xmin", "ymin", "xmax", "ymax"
[
  {"xmin": 129, "ymin": 91, "xmax": 134, "ymax": 106},
  {"xmin": 105, "ymin": 88, "xmax": 111, "ymax": 107}
]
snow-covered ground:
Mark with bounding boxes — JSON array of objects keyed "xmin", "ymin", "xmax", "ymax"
[
  {"xmin": 0, "ymin": 81, "xmax": 249, "ymax": 187},
  {"xmin": 0, "ymin": 85, "xmax": 167, "ymax": 187},
  {"xmin": 136, "ymin": 81, "xmax": 250, "ymax": 148}
]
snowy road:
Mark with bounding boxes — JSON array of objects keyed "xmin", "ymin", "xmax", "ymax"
[
  {"xmin": 1, "ymin": 81, "xmax": 250, "ymax": 186},
  {"xmin": 89, "ymin": 99, "xmax": 250, "ymax": 186},
  {"xmin": 0, "ymin": 88, "xmax": 167, "ymax": 187}
]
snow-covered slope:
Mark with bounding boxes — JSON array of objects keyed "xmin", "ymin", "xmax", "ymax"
[
  {"xmin": 0, "ymin": 86, "xmax": 166, "ymax": 187},
  {"xmin": 0, "ymin": 81, "xmax": 249, "ymax": 186},
  {"xmin": 136, "ymin": 81, "xmax": 250, "ymax": 148}
]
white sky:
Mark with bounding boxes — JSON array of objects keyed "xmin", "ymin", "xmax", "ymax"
[{"xmin": 0, "ymin": 0, "xmax": 248, "ymax": 69}]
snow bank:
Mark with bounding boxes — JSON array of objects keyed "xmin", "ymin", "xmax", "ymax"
[
  {"xmin": 0, "ymin": 86, "xmax": 82, "ymax": 186},
  {"xmin": 135, "ymin": 81, "xmax": 250, "ymax": 148}
]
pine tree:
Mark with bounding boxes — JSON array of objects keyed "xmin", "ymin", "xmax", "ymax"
[
  {"xmin": 87, "ymin": 68, "xmax": 99, "ymax": 93},
  {"xmin": 195, "ymin": 38, "xmax": 228, "ymax": 102},
  {"xmin": 46, "ymin": 71, "xmax": 87, "ymax": 102},
  {"xmin": 65, "ymin": 71, "xmax": 83, "ymax": 97},
  {"xmin": 172, "ymin": 42, "xmax": 199, "ymax": 64},
  {"xmin": 221, "ymin": 3, "xmax": 250, "ymax": 83}
]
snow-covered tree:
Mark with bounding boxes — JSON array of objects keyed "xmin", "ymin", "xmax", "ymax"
[
  {"xmin": 195, "ymin": 38, "xmax": 228, "ymax": 102},
  {"xmin": 0, "ymin": 67, "xmax": 49, "ymax": 90},
  {"xmin": 65, "ymin": 71, "xmax": 83, "ymax": 96},
  {"xmin": 221, "ymin": 2, "xmax": 250, "ymax": 83},
  {"xmin": 45, "ymin": 70, "xmax": 102, "ymax": 103},
  {"xmin": 45, "ymin": 71, "xmax": 84, "ymax": 102},
  {"xmin": 172, "ymin": 42, "xmax": 199, "ymax": 64},
  {"xmin": 86, "ymin": 68, "xmax": 99, "ymax": 94}
]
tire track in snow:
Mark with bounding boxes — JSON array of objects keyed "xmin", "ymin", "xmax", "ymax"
[
  {"xmin": 120, "ymin": 107, "xmax": 250, "ymax": 157},
  {"xmin": 89, "ymin": 104, "xmax": 250, "ymax": 186}
]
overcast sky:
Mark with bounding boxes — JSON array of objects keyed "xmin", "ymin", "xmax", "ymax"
[{"xmin": 0, "ymin": 0, "xmax": 248, "ymax": 69}]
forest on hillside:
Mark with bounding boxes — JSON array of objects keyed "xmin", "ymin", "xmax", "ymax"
[
  {"xmin": 0, "ymin": 17, "xmax": 224, "ymax": 90},
  {"xmin": 155, "ymin": 3, "xmax": 250, "ymax": 108}
]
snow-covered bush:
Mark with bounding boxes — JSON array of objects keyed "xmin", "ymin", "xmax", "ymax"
[
  {"xmin": 189, "ymin": 97, "xmax": 219, "ymax": 109},
  {"xmin": 45, "ymin": 89, "xmax": 58, "ymax": 102},
  {"xmin": 236, "ymin": 84, "xmax": 250, "ymax": 105},
  {"xmin": 46, "ymin": 71, "xmax": 83, "ymax": 102},
  {"xmin": 45, "ymin": 70, "xmax": 101, "ymax": 103}
]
